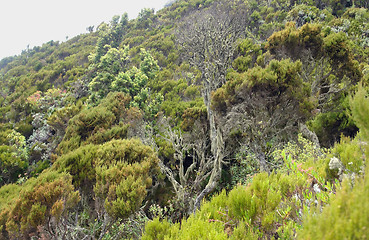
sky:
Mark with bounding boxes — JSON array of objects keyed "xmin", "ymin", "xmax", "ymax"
[{"xmin": 0, "ymin": 0, "xmax": 170, "ymax": 60}]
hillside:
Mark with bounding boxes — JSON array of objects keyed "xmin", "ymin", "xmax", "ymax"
[{"xmin": 0, "ymin": 0, "xmax": 369, "ymax": 239}]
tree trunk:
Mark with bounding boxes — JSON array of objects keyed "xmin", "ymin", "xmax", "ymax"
[
  {"xmin": 258, "ymin": 151, "xmax": 270, "ymax": 173},
  {"xmin": 299, "ymin": 122, "xmax": 320, "ymax": 148},
  {"xmin": 192, "ymin": 101, "xmax": 224, "ymax": 213}
]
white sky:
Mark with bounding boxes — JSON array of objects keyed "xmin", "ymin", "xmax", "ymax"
[{"xmin": 0, "ymin": 0, "xmax": 169, "ymax": 60}]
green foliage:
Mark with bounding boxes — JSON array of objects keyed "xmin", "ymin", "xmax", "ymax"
[
  {"xmin": 135, "ymin": 8, "xmax": 156, "ymax": 30},
  {"xmin": 230, "ymin": 221, "xmax": 261, "ymax": 240},
  {"xmin": 142, "ymin": 171, "xmax": 299, "ymax": 239},
  {"xmin": 226, "ymin": 146, "xmax": 260, "ymax": 188},
  {"xmin": 152, "ymin": 64, "xmax": 204, "ymax": 123},
  {"xmin": 101, "ymin": 210, "xmax": 149, "ymax": 240},
  {"xmin": 341, "ymin": 7, "xmax": 369, "ymax": 38},
  {"xmin": 267, "ymin": 21, "xmax": 362, "ymax": 82},
  {"xmin": 333, "ymin": 136, "xmax": 364, "ymax": 174},
  {"xmin": 350, "ymin": 83, "xmax": 369, "ymax": 140},
  {"xmin": 273, "ymin": 134, "xmax": 331, "ymax": 181},
  {"xmin": 47, "ymin": 101, "xmax": 82, "ymax": 137},
  {"xmin": 95, "ymin": 163, "xmax": 151, "ymax": 219},
  {"xmin": 112, "ymin": 66, "xmax": 148, "ymax": 98},
  {"xmin": 140, "ymin": 48, "xmax": 160, "ymax": 80},
  {"xmin": 142, "ymin": 133, "xmax": 337, "ymax": 239},
  {"xmin": 1, "ymin": 34, "xmax": 97, "ymax": 124},
  {"xmin": 88, "ymin": 45, "xmax": 130, "ymax": 102},
  {"xmin": 143, "ymin": 215, "xmax": 228, "ymax": 240},
  {"xmin": 323, "ymin": 31, "xmax": 359, "ymax": 78},
  {"xmin": 54, "ymin": 139, "xmax": 159, "ymax": 219},
  {"xmin": 0, "ymin": 170, "xmax": 79, "ymax": 239},
  {"xmin": 0, "ymin": 129, "xmax": 28, "ymax": 186},
  {"xmin": 232, "ymin": 39, "xmax": 262, "ymax": 72},
  {"xmin": 329, "ymin": 0, "xmax": 352, "ymax": 16},
  {"xmin": 212, "ymin": 58, "xmax": 312, "ymax": 115},
  {"xmin": 1, "ymin": 1, "xmax": 369, "ymax": 238},
  {"xmin": 93, "ymin": 141, "xmax": 158, "ymax": 218},
  {"xmin": 308, "ymin": 109, "xmax": 358, "ymax": 147},
  {"xmin": 266, "ymin": 21, "xmax": 363, "ymax": 145},
  {"xmin": 267, "ymin": 22, "xmax": 323, "ymax": 59},
  {"xmin": 297, "ymin": 82, "xmax": 369, "ymax": 239},
  {"xmin": 299, "ymin": 165, "xmax": 369, "ymax": 239},
  {"xmin": 87, "ymin": 44, "xmax": 162, "ymax": 118},
  {"xmin": 287, "ymin": 4, "xmax": 333, "ymax": 26},
  {"xmin": 57, "ymin": 92, "xmax": 133, "ymax": 154},
  {"xmin": 141, "ymin": 217, "xmax": 171, "ymax": 240},
  {"xmin": 54, "ymin": 144, "xmax": 97, "ymax": 187},
  {"xmin": 180, "ymin": 106, "xmax": 207, "ymax": 131},
  {"xmin": 0, "ymin": 145, "xmax": 27, "ymax": 186},
  {"xmin": 91, "ymin": 14, "xmax": 128, "ymax": 63}
]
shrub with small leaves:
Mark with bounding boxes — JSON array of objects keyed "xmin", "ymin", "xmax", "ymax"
[
  {"xmin": 57, "ymin": 92, "xmax": 133, "ymax": 154},
  {"xmin": 0, "ymin": 170, "xmax": 80, "ymax": 239},
  {"xmin": 54, "ymin": 138, "xmax": 159, "ymax": 219}
]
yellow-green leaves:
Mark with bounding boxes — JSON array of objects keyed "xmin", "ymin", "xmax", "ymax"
[
  {"xmin": 55, "ymin": 138, "xmax": 159, "ymax": 219},
  {"xmin": 350, "ymin": 83, "xmax": 369, "ymax": 141},
  {"xmin": 57, "ymin": 92, "xmax": 132, "ymax": 154},
  {"xmin": 0, "ymin": 170, "xmax": 80, "ymax": 238}
]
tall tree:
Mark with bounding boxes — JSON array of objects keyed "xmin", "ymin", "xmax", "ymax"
[
  {"xmin": 173, "ymin": 0, "xmax": 250, "ymax": 211},
  {"xmin": 212, "ymin": 59, "xmax": 314, "ymax": 172}
]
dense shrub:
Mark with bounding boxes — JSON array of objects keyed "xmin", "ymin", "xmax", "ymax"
[
  {"xmin": 298, "ymin": 84, "xmax": 369, "ymax": 239},
  {"xmin": 0, "ymin": 170, "xmax": 79, "ymax": 239},
  {"xmin": 54, "ymin": 138, "xmax": 159, "ymax": 219},
  {"xmin": 57, "ymin": 92, "xmax": 134, "ymax": 154}
]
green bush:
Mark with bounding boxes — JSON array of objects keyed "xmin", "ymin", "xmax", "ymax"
[
  {"xmin": 333, "ymin": 136, "xmax": 364, "ymax": 174},
  {"xmin": 0, "ymin": 170, "xmax": 79, "ymax": 239},
  {"xmin": 142, "ymin": 217, "xmax": 171, "ymax": 240},
  {"xmin": 212, "ymin": 58, "xmax": 312, "ymax": 115},
  {"xmin": 298, "ymin": 82, "xmax": 369, "ymax": 239},
  {"xmin": 298, "ymin": 166, "xmax": 369, "ymax": 239},
  {"xmin": 54, "ymin": 139, "xmax": 159, "ymax": 219},
  {"xmin": 57, "ymin": 92, "xmax": 132, "ymax": 154},
  {"xmin": 142, "ymin": 215, "xmax": 228, "ymax": 240},
  {"xmin": 142, "ymin": 171, "xmax": 307, "ymax": 239},
  {"xmin": 266, "ymin": 22, "xmax": 323, "ymax": 59}
]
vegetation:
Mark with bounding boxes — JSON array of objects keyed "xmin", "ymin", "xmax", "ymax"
[{"xmin": 0, "ymin": 0, "xmax": 368, "ymax": 239}]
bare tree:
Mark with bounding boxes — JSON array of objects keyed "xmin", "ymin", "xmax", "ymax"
[
  {"xmin": 157, "ymin": 116, "xmax": 211, "ymax": 213},
  {"xmin": 172, "ymin": 1, "xmax": 250, "ymax": 212}
]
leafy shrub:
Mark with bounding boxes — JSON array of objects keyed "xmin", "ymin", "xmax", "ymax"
[
  {"xmin": 0, "ymin": 129, "xmax": 28, "ymax": 186},
  {"xmin": 212, "ymin": 58, "xmax": 312, "ymax": 115},
  {"xmin": 54, "ymin": 138, "xmax": 159, "ymax": 219},
  {"xmin": 57, "ymin": 92, "xmax": 133, "ymax": 154},
  {"xmin": 232, "ymin": 38, "xmax": 262, "ymax": 72},
  {"xmin": 0, "ymin": 170, "xmax": 79, "ymax": 239},
  {"xmin": 333, "ymin": 136, "xmax": 365, "ymax": 174},
  {"xmin": 142, "ymin": 215, "xmax": 228, "ymax": 240},
  {"xmin": 267, "ymin": 22, "xmax": 323, "ymax": 59},
  {"xmin": 298, "ymin": 82, "xmax": 369, "ymax": 239},
  {"xmin": 142, "ymin": 217, "xmax": 171, "ymax": 240},
  {"xmin": 299, "ymin": 164, "xmax": 369, "ymax": 239},
  {"xmin": 350, "ymin": 83, "xmax": 369, "ymax": 141},
  {"xmin": 226, "ymin": 146, "xmax": 260, "ymax": 188},
  {"xmin": 286, "ymin": 4, "xmax": 333, "ymax": 27},
  {"xmin": 141, "ymin": 171, "xmax": 303, "ymax": 239},
  {"xmin": 0, "ymin": 145, "xmax": 27, "ymax": 186}
]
